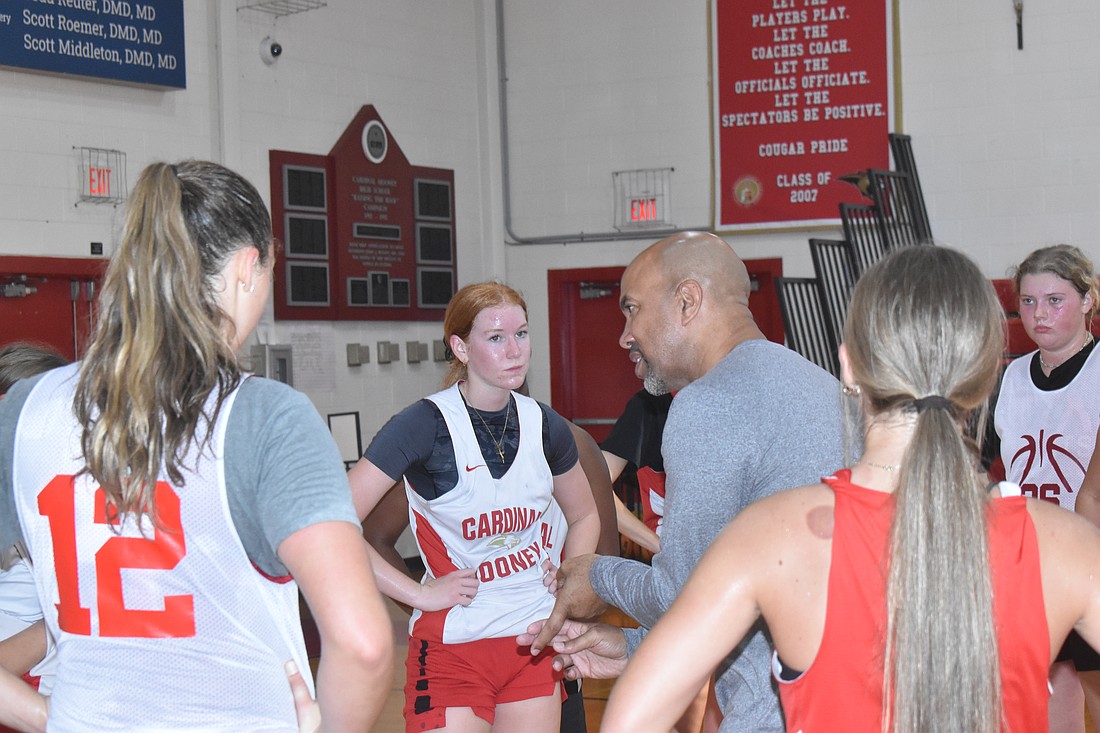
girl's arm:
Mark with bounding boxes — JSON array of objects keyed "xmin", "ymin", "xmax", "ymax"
[
  {"xmin": 280, "ymin": 521, "xmax": 392, "ymax": 733},
  {"xmin": 568, "ymin": 423, "xmax": 620, "ymax": 555},
  {"xmin": 601, "ymin": 511, "xmax": 765, "ymax": 732},
  {"xmin": 0, "ymin": 668, "xmax": 47, "ymax": 733},
  {"xmin": 602, "ymin": 450, "xmax": 629, "ymax": 484},
  {"xmin": 0, "ymin": 621, "xmax": 47, "ymax": 677},
  {"xmin": 360, "ymin": 478, "xmax": 417, "ymax": 615},
  {"xmin": 1073, "ymin": 427, "xmax": 1100, "ymax": 528},
  {"xmin": 598, "ymin": 444, "xmax": 662, "ymax": 553},
  {"xmin": 348, "ymin": 459, "xmax": 478, "ymax": 611},
  {"xmin": 613, "ymin": 494, "xmax": 661, "ymax": 554},
  {"xmin": 360, "ymin": 478, "xmax": 414, "ymax": 580},
  {"xmin": 552, "ymin": 461, "xmax": 601, "ymax": 559}
]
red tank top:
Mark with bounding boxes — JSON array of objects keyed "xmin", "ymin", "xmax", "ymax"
[{"xmin": 777, "ymin": 469, "xmax": 1049, "ymax": 732}]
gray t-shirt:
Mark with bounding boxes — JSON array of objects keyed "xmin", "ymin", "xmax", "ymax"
[
  {"xmin": 365, "ymin": 394, "xmax": 578, "ymax": 500},
  {"xmin": 590, "ymin": 339, "xmax": 848, "ymax": 733},
  {"xmin": 0, "ymin": 373, "xmax": 357, "ymax": 578}
]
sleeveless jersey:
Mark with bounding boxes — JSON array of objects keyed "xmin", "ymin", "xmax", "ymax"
[
  {"xmin": 995, "ymin": 346, "xmax": 1100, "ymax": 509},
  {"xmin": 407, "ymin": 384, "xmax": 556, "ymax": 643},
  {"xmin": 775, "ymin": 470, "xmax": 1048, "ymax": 732},
  {"xmin": 12, "ymin": 365, "xmax": 311, "ymax": 732},
  {"xmin": 540, "ymin": 495, "xmax": 566, "ymax": 568},
  {"xmin": 601, "ymin": 389, "xmax": 671, "ymax": 535}
]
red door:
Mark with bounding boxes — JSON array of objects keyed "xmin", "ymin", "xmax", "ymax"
[
  {"xmin": 0, "ymin": 257, "xmax": 106, "ymax": 361},
  {"xmin": 548, "ymin": 258, "xmax": 784, "ymax": 442},
  {"xmin": 548, "ymin": 267, "xmax": 633, "ymax": 443}
]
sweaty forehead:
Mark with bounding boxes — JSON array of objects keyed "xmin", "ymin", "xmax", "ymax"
[
  {"xmin": 1020, "ymin": 272, "xmax": 1075, "ymax": 296},
  {"xmin": 473, "ymin": 303, "xmax": 526, "ymax": 330}
]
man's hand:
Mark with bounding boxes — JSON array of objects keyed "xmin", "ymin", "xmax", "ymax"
[
  {"xmin": 285, "ymin": 661, "xmax": 320, "ymax": 733},
  {"xmin": 518, "ymin": 619, "xmax": 628, "ymax": 680},
  {"xmin": 416, "ymin": 568, "xmax": 480, "ymax": 611},
  {"xmin": 527, "ymin": 554, "xmax": 608, "ymax": 654}
]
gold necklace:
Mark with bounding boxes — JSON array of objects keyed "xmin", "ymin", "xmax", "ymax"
[
  {"xmin": 1039, "ymin": 332, "xmax": 1093, "ymax": 372},
  {"xmin": 464, "ymin": 391, "xmax": 510, "ymax": 463}
]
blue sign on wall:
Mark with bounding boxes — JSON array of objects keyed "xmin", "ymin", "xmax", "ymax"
[{"xmin": 0, "ymin": 0, "xmax": 185, "ymax": 89}]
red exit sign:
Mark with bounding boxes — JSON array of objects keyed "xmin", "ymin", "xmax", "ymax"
[
  {"xmin": 614, "ymin": 168, "xmax": 671, "ymax": 230},
  {"xmin": 77, "ymin": 148, "xmax": 126, "ymax": 205},
  {"xmin": 631, "ymin": 197, "xmax": 657, "ymax": 222},
  {"xmin": 89, "ymin": 167, "xmax": 112, "ymax": 197}
]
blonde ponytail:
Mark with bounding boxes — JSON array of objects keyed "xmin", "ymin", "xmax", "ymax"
[
  {"xmin": 844, "ymin": 246, "xmax": 1005, "ymax": 733},
  {"xmin": 74, "ymin": 161, "xmax": 272, "ymax": 519}
]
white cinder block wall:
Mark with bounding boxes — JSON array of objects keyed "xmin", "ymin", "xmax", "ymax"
[
  {"xmin": 898, "ymin": 0, "xmax": 1100, "ymax": 276},
  {"xmin": 229, "ymin": 1, "xmax": 496, "ymax": 437},
  {"xmin": 1, "ymin": 0, "xmax": 1098, "ymax": 438},
  {"xmin": 0, "ymin": 0, "xmax": 495, "ymax": 442}
]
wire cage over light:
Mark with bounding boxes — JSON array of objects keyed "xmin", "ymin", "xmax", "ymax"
[
  {"xmin": 75, "ymin": 147, "xmax": 127, "ymax": 206},
  {"xmin": 613, "ymin": 167, "xmax": 673, "ymax": 231}
]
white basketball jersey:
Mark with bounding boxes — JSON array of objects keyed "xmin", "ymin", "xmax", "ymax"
[
  {"xmin": 995, "ymin": 348, "xmax": 1100, "ymax": 510},
  {"xmin": 12, "ymin": 365, "xmax": 311, "ymax": 732},
  {"xmin": 541, "ymin": 496, "xmax": 566, "ymax": 568},
  {"xmin": 407, "ymin": 385, "xmax": 557, "ymax": 643}
]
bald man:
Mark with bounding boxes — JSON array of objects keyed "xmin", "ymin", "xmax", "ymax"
[{"xmin": 522, "ymin": 232, "xmax": 849, "ymax": 733}]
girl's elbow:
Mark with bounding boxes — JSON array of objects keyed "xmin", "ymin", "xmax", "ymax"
[
  {"xmin": 357, "ymin": 623, "xmax": 395, "ymax": 670},
  {"xmin": 323, "ymin": 612, "xmax": 395, "ymax": 671},
  {"xmin": 346, "ymin": 630, "xmax": 395, "ymax": 682}
]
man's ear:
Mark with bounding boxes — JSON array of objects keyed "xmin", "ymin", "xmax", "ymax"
[{"xmin": 676, "ymin": 279, "xmax": 703, "ymax": 325}]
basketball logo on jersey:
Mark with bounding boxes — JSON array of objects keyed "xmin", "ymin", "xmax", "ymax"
[
  {"xmin": 488, "ymin": 533, "xmax": 521, "ymax": 550},
  {"xmin": 474, "ymin": 539, "xmax": 543, "ymax": 583},
  {"xmin": 1008, "ymin": 429, "xmax": 1086, "ymax": 504},
  {"xmin": 460, "ymin": 505, "xmax": 546, "ymax": 583}
]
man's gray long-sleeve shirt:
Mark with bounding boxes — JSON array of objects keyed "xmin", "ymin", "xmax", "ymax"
[{"xmin": 591, "ymin": 339, "xmax": 849, "ymax": 733}]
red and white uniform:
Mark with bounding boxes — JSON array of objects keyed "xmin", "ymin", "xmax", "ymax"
[
  {"xmin": 12, "ymin": 366, "xmax": 310, "ymax": 732},
  {"xmin": 407, "ymin": 384, "xmax": 557, "ymax": 643},
  {"xmin": 636, "ymin": 467, "xmax": 666, "ymax": 536},
  {"xmin": 775, "ymin": 470, "xmax": 1048, "ymax": 732},
  {"xmin": 995, "ymin": 347, "xmax": 1100, "ymax": 509}
]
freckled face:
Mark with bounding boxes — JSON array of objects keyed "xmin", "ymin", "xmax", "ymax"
[
  {"xmin": 453, "ymin": 304, "xmax": 530, "ymax": 394},
  {"xmin": 1018, "ymin": 272, "xmax": 1092, "ymax": 354}
]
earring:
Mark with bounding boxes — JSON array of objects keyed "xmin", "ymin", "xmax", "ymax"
[
  {"xmin": 240, "ymin": 281, "xmax": 255, "ymax": 294},
  {"xmin": 842, "ymin": 383, "xmax": 861, "ymax": 397}
]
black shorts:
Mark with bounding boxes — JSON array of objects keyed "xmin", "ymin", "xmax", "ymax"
[
  {"xmin": 1056, "ymin": 630, "xmax": 1100, "ymax": 671},
  {"xmin": 560, "ymin": 678, "xmax": 587, "ymax": 733}
]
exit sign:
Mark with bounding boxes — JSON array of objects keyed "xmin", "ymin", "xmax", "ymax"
[
  {"xmin": 77, "ymin": 147, "xmax": 127, "ymax": 205},
  {"xmin": 631, "ymin": 197, "xmax": 658, "ymax": 222},
  {"xmin": 614, "ymin": 168, "xmax": 673, "ymax": 230},
  {"xmin": 89, "ymin": 166, "xmax": 113, "ymax": 197}
]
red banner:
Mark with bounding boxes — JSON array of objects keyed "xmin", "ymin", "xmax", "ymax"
[{"xmin": 712, "ymin": 0, "xmax": 893, "ymax": 230}]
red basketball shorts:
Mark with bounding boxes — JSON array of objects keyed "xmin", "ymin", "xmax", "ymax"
[{"xmin": 403, "ymin": 635, "xmax": 563, "ymax": 732}]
